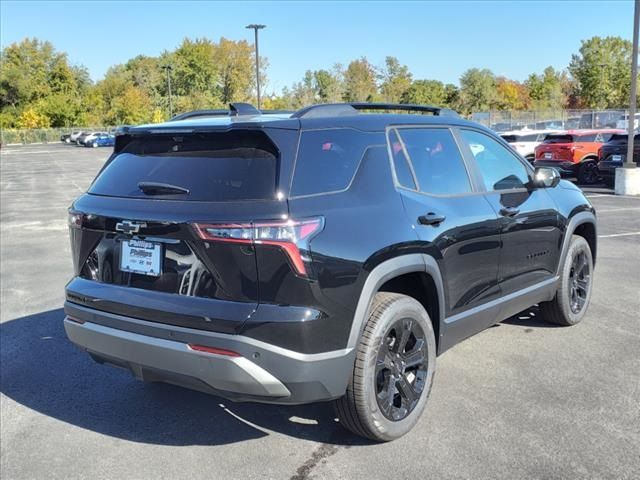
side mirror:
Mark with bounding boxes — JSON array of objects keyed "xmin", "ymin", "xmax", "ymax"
[{"xmin": 533, "ymin": 167, "xmax": 560, "ymax": 188}]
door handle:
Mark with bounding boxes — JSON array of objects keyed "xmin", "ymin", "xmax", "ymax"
[
  {"xmin": 499, "ymin": 206, "xmax": 520, "ymax": 217},
  {"xmin": 418, "ymin": 212, "xmax": 446, "ymax": 226}
]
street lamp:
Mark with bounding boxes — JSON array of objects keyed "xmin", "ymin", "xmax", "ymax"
[
  {"xmin": 246, "ymin": 24, "xmax": 266, "ymax": 110},
  {"xmin": 161, "ymin": 64, "xmax": 173, "ymax": 119},
  {"xmin": 625, "ymin": 0, "xmax": 639, "ymax": 170}
]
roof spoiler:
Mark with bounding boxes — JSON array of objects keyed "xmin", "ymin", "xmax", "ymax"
[
  {"xmin": 291, "ymin": 102, "xmax": 460, "ymax": 119},
  {"xmin": 168, "ymin": 103, "xmax": 294, "ymax": 122}
]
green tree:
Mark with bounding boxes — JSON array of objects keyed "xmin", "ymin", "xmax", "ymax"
[
  {"xmin": 214, "ymin": 38, "xmax": 259, "ymax": 103},
  {"xmin": 380, "ymin": 56, "xmax": 412, "ymax": 103},
  {"xmin": 458, "ymin": 68, "xmax": 498, "ymax": 114},
  {"xmin": 526, "ymin": 66, "xmax": 567, "ymax": 110},
  {"xmin": 401, "ymin": 79, "xmax": 447, "ymax": 105},
  {"xmin": 313, "ymin": 66, "xmax": 344, "ymax": 103},
  {"xmin": 0, "ymin": 38, "xmax": 91, "ymax": 127},
  {"xmin": 568, "ymin": 36, "xmax": 634, "ymax": 108},
  {"xmin": 343, "ymin": 58, "xmax": 377, "ymax": 102}
]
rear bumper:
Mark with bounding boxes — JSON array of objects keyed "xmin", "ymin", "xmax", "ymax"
[
  {"xmin": 533, "ymin": 160, "xmax": 577, "ymax": 176},
  {"xmin": 64, "ymin": 302, "xmax": 354, "ymax": 404}
]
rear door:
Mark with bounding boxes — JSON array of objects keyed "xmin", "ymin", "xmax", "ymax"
[
  {"xmin": 388, "ymin": 126, "xmax": 502, "ymax": 321},
  {"xmin": 68, "ymin": 128, "xmax": 294, "ymax": 333}
]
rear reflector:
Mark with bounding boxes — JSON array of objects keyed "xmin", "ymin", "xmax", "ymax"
[
  {"xmin": 187, "ymin": 344, "xmax": 241, "ymax": 357},
  {"xmin": 66, "ymin": 315, "xmax": 85, "ymax": 324}
]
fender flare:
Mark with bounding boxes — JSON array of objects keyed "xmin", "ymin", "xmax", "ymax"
[
  {"xmin": 346, "ymin": 254, "xmax": 445, "ymax": 350},
  {"xmin": 556, "ymin": 211, "xmax": 597, "ymax": 276}
]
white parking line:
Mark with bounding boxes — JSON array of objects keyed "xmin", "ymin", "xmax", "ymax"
[
  {"xmin": 596, "ymin": 207, "xmax": 640, "ymax": 213},
  {"xmin": 598, "ymin": 231, "xmax": 640, "ymax": 238}
]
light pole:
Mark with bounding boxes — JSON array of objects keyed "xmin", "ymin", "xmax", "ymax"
[
  {"xmin": 246, "ymin": 24, "xmax": 266, "ymax": 110},
  {"xmin": 162, "ymin": 64, "xmax": 173, "ymax": 118},
  {"xmin": 625, "ymin": 0, "xmax": 639, "ymax": 169}
]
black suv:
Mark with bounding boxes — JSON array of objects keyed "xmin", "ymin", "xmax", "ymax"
[
  {"xmin": 598, "ymin": 133, "xmax": 640, "ymax": 187},
  {"xmin": 64, "ymin": 103, "xmax": 597, "ymax": 441}
]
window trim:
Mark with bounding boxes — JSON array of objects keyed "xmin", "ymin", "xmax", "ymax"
[
  {"xmin": 384, "ymin": 125, "xmax": 481, "ymax": 198},
  {"xmin": 456, "ymin": 126, "xmax": 535, "ymax": 194}
]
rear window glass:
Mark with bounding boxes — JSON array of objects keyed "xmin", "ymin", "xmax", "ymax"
[
  {"xmin": 577, "ymin": 133, "xmax": 598, "ymax": 142},
  {"xmin": 291, "ymin": 129, "xmax": 373, "ymax": 196},
  {"xmin": 544, "ymin": 134, "xmax": 574, "ymax": 144},
  {"xmin": 89, "ymin": 131, "xmax": 278, "ymax": 201}
]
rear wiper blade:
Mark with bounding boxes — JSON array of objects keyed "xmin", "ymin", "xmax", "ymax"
[{"xmin": 137, "ymin": 182, "xmax": 190, "ymax": 195}]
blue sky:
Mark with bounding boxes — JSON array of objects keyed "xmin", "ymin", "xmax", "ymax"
[{"xmin": 1, "ymin": 1, "xmax": 634, "ymax": 93}]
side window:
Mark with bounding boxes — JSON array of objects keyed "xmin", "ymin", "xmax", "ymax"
[
  {"xmin": 291, "ymin": 129, "xmax": 372, "ymax": 197},
  {"xmin": 394, "ymin": 128, "xmax": 472, "ymax": 195},
  {"xmin": 388, "ymin": 129, "xmax": 416, "ymax": 189},
  {"xmin": 460, "ymin": 129, "xmax": 530, "ymax": 191}
]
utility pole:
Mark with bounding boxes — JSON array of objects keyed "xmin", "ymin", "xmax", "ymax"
[
  {"xmin": 625, "ymin": 0, "xmax": 639, "ymax": 169},
  {"xmin": 246, "ymin": 24, "xmax": 266, "ymax": 110},
  {"xmin": 162, "ymin": 65, "xmax": 173, "ymax": 118}
]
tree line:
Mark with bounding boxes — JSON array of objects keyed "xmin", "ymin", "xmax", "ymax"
[{"xmin": 0, "ymin": 35, "xmax": 635, "ymax": 129}]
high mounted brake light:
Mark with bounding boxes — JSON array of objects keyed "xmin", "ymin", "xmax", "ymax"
[{"xmin": 193, "ymin": 217, "xmax": 324, "ymax": 276}]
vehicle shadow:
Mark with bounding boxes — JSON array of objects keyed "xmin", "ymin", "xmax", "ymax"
[
  {"xmin": 0, "ymin": 308, "xmax": 371, "ymax": 447},
  {"xmin": 501, "ymin": 305, "xmax": 561, "ymax": 328}
]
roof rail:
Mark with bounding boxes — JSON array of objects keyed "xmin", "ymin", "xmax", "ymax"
[
  {"xmin": 291, "ymin": 102, "xmax": 459, "ymax": 119},
  {"xmin": 169, "ymin": 109, "xmax": 229, "ymax": 121},
  {"xmin": 169, "ymin": 103, "xmax": 263, "ymax": 122}
]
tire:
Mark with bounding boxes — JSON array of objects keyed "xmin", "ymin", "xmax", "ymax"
[
  {"xmin": 334, "ymin": 292, "xmax": 436, "ymax": 441},
  {"xmin": 577, "ymin": 161, "xmax": 598, "ymax": 185},
  {"xmin": 540, "ymin": 235, "xmax": 593, "ymax": 326}
]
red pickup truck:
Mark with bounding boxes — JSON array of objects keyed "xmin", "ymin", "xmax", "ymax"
[{"xmin": 534, "ymin": 129, "xmax": 624, "ymax": 184}]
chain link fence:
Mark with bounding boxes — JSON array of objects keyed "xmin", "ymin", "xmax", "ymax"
[
  {"xmin": 1, "ymin": 127, "xmax": 115, "ymax": 146},
  {"xmin": 471, "ymin": 109, "xmax": 633, "ymax": 132}
]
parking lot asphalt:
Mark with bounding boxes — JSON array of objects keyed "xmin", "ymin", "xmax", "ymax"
[{"xmin": 1, "ymin": 143, "xmax": 639, "ymax": 480}]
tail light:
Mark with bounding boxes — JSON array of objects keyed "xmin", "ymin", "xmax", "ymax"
[{"xmin": 193, "ymin": 217, "xmax": 324, "ymax": 276}]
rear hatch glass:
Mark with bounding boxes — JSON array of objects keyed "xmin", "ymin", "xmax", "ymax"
[
  {"xmin": 89, "ymin": 131, "xmax": 278, "ymax": 201},
  {"xmin": 544, "ymin": 134, "xmax": 574, "ymax": 144}
]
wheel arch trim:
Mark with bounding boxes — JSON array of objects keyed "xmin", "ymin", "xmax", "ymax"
[
  {"xmin": 556, "ymin": 211, "xmax": 597, "ymax": 276},
  {"xmin": 346, "ymin": 254, "xmax": 445, "ymax": 350}
]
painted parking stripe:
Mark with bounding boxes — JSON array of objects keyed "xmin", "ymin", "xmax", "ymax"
[
  {"xmin": 598, "ymin": 231, "xmax": 640, "ymax": 238},
  {"xmin": 596, "ymin": 207, "xmax": 640, "ymax": 213}
]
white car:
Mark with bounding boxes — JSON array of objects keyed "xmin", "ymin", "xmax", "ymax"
[
  {"xmin": 615, "ymin": 113, "xmax": 640, "ymax": 131},
  {"xmin": 80, "ymin": 131, "xmax": 109, "ymax": 145},
  {"xmin": 69, "ymin": 131, "xmax": 88, "ymax": 143},
  {"xmin": 500, "ymin": 129, "xmax": 562, "ymax": 163}
]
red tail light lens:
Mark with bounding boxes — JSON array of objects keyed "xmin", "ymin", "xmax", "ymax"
[{"xmin": 194, "ymin": 217, "xmax": 324, "ymax": 276}]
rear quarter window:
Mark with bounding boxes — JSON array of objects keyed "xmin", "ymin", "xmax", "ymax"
[
  {"xmin": 544, "ymin": 134, "xmax": 574, "ymax": 144},
  {"xmin": 291, "ymin": 129, "xmax": 378, "ymax": 197}
]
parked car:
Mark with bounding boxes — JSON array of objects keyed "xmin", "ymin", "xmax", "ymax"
[
  {"xmin": 534, "ymin": 129, "xmax": 624, "ymax": 184},
  {"xmin": 60, "ymin": 133, "xmax": 71, "ymax": 143},
  {"xmin": 578, "ymin": 111, "xmax": 624, "ymax": 129},
  {"xmin": 85, "ymin": 134, "xmax": 115, "ymax": 148},
  {"xmin": 597, "ymin": 133, "xmax": 640, "ymax": 187},
  {"xmin": 64, "ymin": 102, "xmax": 597, "ymax": 442},
  {"xmin": 78, "ymin": 131, "xmax": 109, "ymax": 146},
  {"xmin": 69, "ymin": 131, "xmax": 87, "ymax": 143},
  {"xmin": 500, "ymin": 129, "xmax": 561, "ymax": 163},
  {"xmin": 615, "ymin": 113, "xmax": 640, "ymax": 131}
]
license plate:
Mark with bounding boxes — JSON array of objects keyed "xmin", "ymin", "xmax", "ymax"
[
  {"xmin": 120, "ymin": 239, "xmax": 162, "ymax": 276},
  {"xmin": 611, "ymin": 154, "xmax": 622, "ymax": 162},
  {"xmin": 544, "ymin": 152, "xmax": 553, "ymax": 159}
]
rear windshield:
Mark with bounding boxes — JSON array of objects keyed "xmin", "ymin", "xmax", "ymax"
[
  {"xmin": 544, "ymin": 134, "xmax": 574, "ymax": 144},
  {"xmin": 89, "ymin": 131, "xmax": 279, "ymax": 201}
]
